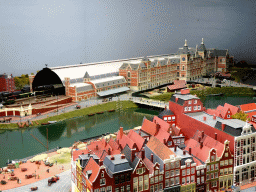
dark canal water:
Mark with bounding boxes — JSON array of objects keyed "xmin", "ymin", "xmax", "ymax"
[
  {"xmin": 0, "ymin": 108, "xmax": 158, "ymax": 168},
  {"xmin": 1, "ymin": 96, "xmax": 256, "ymax": 168}
]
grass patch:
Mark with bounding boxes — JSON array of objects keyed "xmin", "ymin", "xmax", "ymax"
[
  {"xmin": 150, "ymin": 92, "xmax": 175, "ymax": 102},
  {"xmin": 48, "ymin": 153, "xmax": 71, "ymax": 164},
  {"xmin": 0, "ymin": 101, "xmax": 138, "ymax": 130}
]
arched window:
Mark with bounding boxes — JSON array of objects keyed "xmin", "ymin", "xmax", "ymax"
[{"xmin": 182, "ymin": 66, "xmax": 185, "ymax": 71}]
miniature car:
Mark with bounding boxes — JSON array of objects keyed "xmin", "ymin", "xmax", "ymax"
[{"xmin": 48, "ymin": 176, "xmax": 59, "ymax": 186}]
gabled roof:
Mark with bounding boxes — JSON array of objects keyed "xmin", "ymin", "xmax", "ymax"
[
  {"xmin": 83, "ymin": 157, "xmax": 100, "ymax": 183},
  {"xmin": 167, "ymin": 80, "xmax": 187, "ymax": 91},
  {"xmin": 192, "ymin": 130, "xmax": 224, "ymax": 158},
  {"xmin": 240, "ymin": 103, "xmax": 256, "ymax": 112},
  {"xmin": 206, "ymin": 109, "xmax": 220, "ymax": 117},
  {"xmin": 117, "ymin": 130, "xmax": 137, "ymax": 150},
  {"xmin": 224, "ymin": 103, "xmax": 239, "ymax": 115},
  {"xmin": 153, "ymin": 116, "xmax": 170, "ymax": 132},
  {"xmin": 170, "ymin": 125, "xmax": 181, "ymax": 136},
  {"xmin": 216, "ymin": 105, "xmax": 230, "ymax": 118},
  {"xmin": 141, "ymin": 119, "xmax": 158, "ymax": 136},
  {"xmin": 108, "ymin": 138, "xmax": 120, "ymax": 151},
  {"xmin": 127, "ymin": 130, "xmax": 145, "ymax": 151},
  {"xmin": 83, "ymin": 71, "xmax": 90, "ymax": 78},
  {"xmin": 155, "ymin": 128, "xmax": 171, "ymax": 144},
  {"xmin": 146, "ymin": 136, "xmax": 176, "ymax": 161}
]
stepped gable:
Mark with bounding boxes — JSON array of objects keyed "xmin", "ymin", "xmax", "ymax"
[
  {"xmin": 127, "ymin": 129, "xmax": 145, "ymax": 151},
  {"xmin": 153, "ymin": 116, "xmax": 170, "ymax": 132},
  {"xmin": 240, "ymin": 103, "xmax": 256, "ymax": 112},
  {"xmin": 141, "ymin": 118, "xmax": 158, "ymax": 136},
  {"xmin": 146, "ymin": 136, "xmax": 176, "ymax": 160},
  {"xmin": 224, "ymin": 103, "xmax": 239, "ymax": 115}
]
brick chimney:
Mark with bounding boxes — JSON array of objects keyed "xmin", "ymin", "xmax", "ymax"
[
  {"xmin": 189, "ymin": 147, "xmax": 191, "ymax": 155},
  {"xmin": 203, "ymin": 116, "xmax": 206, "ymax": 121},
  {"xmin": 96, "ymin": 145, "xmax": 98, "ymax": 150},
  {"xmin": 131, "ymin": 148, "xmax": 136, "ymax": 162},
  {"xmin": 215, "ymin": 133, "xmax": 217, "ymax": 140},
  {"xmin": 141, "ymin": 148, "xmax": 145, "ymax": 160},
  {"xmin": 99, "ymin": 160, "xmax": 103, "ymax": 166},
  {"xmin": 174, "ymin": 145, "xmax": 177, "ymax": 152},
  {"xmin": 110, "ymin": 155, "xmax": 115, "ymax": 160},
  {"xmin": 156, "ymin": 123, "xmax": 160, "ymax": 135},
  {"xmin": 202, "ymin": 131, "xmax": 204, "ymax": 138},
  {"xmin": 119, "ymin": 127, "xmax": 123, "ymax": 139},
  {"xmin": 151, "ymin": 153, "xmax": 154, "ymax": 162},
  {"xmin": 121, "ymin": 154, "xmax": 125, "ymax": 159},
  {"xmin": 108, "ymin": 148, "xmax": 111, "ymax": 155},
  {"xmin": 183, "ymin": 150, "xmax": 186, "ymax": 155},
  {"xmin": 198, "ymin": 136, "xmax": 201, "ymax": 143},
  {"xmin": 200, "ymin": 142, "xmax": 203, "ymax": 149},
  {"xmin": 222, "ymin": 123, "xmax": 226, "ymax": 131},
  {"xmin": 163, "ymin": 138, "xmax": 167, "ymax": 145}
]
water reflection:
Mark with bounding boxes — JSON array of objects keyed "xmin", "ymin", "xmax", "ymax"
[{"xmin": 38, "ymin": 121, "xmax": 66, "ymax": 141}]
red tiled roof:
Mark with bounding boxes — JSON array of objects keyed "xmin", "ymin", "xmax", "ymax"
[
  {"xmin": 108, "ymin": 138, "xmax": 120, "ymax": 151},
  {"xmin": 142, "ymin": 157, "xmax": 155, "ymax": 175},
  {"xmin": 180, "ymin": 89, "xmax": 190, "ymax": 95},
  {"xmin": 146, "ymin": 136, "xmax": 176, "ymax": 160},
  {"xmin": 141, "ymin": 119, "xmax": 158, "ymax": 136},
  {"xmin": 240, "ymin": 103, "xmax": 256, "ymax": 112},
  {"xmin": 191, "ymin": 131, "xmax": 225, "ymax": 157},
  {"xmin": 246, "ymin": 111, "xmax": 256, "ymax": 119},
  {"xmin": 167, "ymin": 80, "xmax": 187, "ymax": 91},
  {"xmin": 83, "ymin": 157, "xmax": 100, "ymax": 183},
  {"xmin": 224, "ymin": 103, "xmax": 239, "ymax": 115},
  {"xmin": 216, "ymin": 105, "xmax": 230, "ymax": 118},
  {"xmin": 153, "ymin": 116, "xmax": 170, "ymax": 132},
  {"xmin": 155, "ymin": 128, "xmax": 171, "ymax": 144},
  {"xmin": 206, "ymin": 109, "xmax": 220, "ymax": 117},
  {"xmin": 72, "ymin": 149, "xmax": 89, "ymax": 161},
  {"xmin": 127, "ymin": 130, "xmax": 145, "ymax": 151},
  {"xmin": 170, "ymin": 126, "xmax": 181, "ymax": 136},
  {"xmin": 118, "ymin": 132, "xmax": 137, "ymax": 150}
]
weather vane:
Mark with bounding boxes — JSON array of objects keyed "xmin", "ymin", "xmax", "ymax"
[{"xmin": 45, "ymin": 64, "xmax": 48, "ymax": 67}]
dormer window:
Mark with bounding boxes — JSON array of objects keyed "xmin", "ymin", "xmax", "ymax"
[
  {"xmin": 172, "ymin": 116, "xmax": 175, "ymax": 121},
  {"xmin": 211, "ymin": 155, "xmax": 215, "ymax": 162},
  {"xmin": 168, "ymin": 117, "xmax": 172, "ymax": 121},
  {"xmin": 188, "ymin": 101, "xmax": 192, "ymax": 104},
  {"xmin": 164, "ymin": 117, "xmax": 167, "ymax": 121},
  {"xmin": 194, "ymin": 100, "xmax": 197, "ymax": 104},
  {"xmin": 184, "ymin": 107, "xmax": 188, "ymax": 111}
]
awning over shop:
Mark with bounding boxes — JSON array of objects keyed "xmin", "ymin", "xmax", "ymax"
[{"xmin": 97, "ymin": 87, "xmax": 130, "ymax": 97}]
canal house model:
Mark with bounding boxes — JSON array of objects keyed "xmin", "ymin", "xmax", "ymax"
[{"xmin": 71, "ymin": 89, "xmax": 256, "ymax": 192}]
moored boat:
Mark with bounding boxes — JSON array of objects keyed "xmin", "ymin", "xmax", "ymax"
[
  {"xmin": 96, "ymin": 111, "xmax": 104, "ymax": 114},
  {"xmin": 88, "ymin": 113, "xmax": 95, "ymax": 116},
  {"xmin": 108, "ymin": 109, "xmax": 115, "ymax": 112}
]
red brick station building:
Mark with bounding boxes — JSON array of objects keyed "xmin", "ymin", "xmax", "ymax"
[{"xmin": 28, "ymin": 38, "xmax": 233, "ymax": 102}]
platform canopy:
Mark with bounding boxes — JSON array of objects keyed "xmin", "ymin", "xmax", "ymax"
[{"xmin": 97, "ymin": 87, "xmax": 130, "ymax": 97}]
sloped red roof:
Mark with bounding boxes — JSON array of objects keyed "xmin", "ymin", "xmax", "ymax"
[
  {"xmin": 206, "ymin": 109, "xmax": 220, "ymax": 117},
  {"xmin": 155, "ymin": 128, "xmax": 171, "ymax": 144},
  {"xmin": 108, "ymin": 138, "xmax": 120, "ymax": 151},
  {"xmin": 83, "ymin": 157, "xmax": 100, "ymax": 183},
  {"xmin": 224, "ymin": 103, "xmax": 239, "ymax": 115},
  {"xmin": 118, "ymin": 133, "xmax": 137, "ymax": 150},
  {"xmin": 246, "ymin": 111, "xmax": 256, "ymax": 119},
  {"xmin": 141, "ymin": 119, "xmax": 158, "ymax": 136},
  {"xmin": 168, "ymin": 80, "xmax": 187, "ymax": 91},
  {"xmin": 127, "ymin": 130, "xmax": 145, "ymax": 151},
  {"xmin": 146, "ymin": 136, "xmax": 175, "ymax": 160},
  {"xmin": 216, "ymin": 105, "xmax": 230, "ymax": 118},
  {"xmin": 153, "ymin": 116, "xmax": 170, "ymax": 132},
  {"xmin": 72, "ymin": 149, "xmax": 89, "ymax": 161},
  {"xmin": 174, "ymin": 80, "xmax": 186, "ymax": 85},
  {"xmin": 170, "ymin": 125, "xmax": 181, "ymax": 136},
  {"xmin": 180, "ymin": 89, "xmax": 190, "ymax": 95},
  {"xmin": 240, "ymin": 103, "xmax": 256, "ymax": 112},
  {"xmin": 191, "ymin": 131, "xmax": 225, "ymax": 158},
  {"xmin": 142, "ymin": 157, "xmax": 155, "ymax": 175}
]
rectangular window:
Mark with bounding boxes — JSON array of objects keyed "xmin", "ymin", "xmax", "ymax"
[
  {"xmin": 197, "ymin": 171, "xmax": 200, "ymax": 176},
  {"xmin": 187, "ymin": 169, "xmax": 190, "ymax": 175},
  {"xmin": 121, "ymin": 175, "xmax": 125, "ymax": 183},
  {"xmin": 187, "ymin": 176, "xmax": 190, "ymax": 184},
  {"xmin": 171, "ymin": 170, "xmax": 174, "ymax": 177},
  {"xmin": 159, "ymin": 183, "xmax": 163, "ymax": 190},
  {"xmin": 154, "ymin": 176, "xmax": 158, "ymax": 183},
  {"xmin": 126, "ymin": 173, "xmax": 131, "ymax": 181},
  {"xmin": 191, "ymin": 168, "xmax": 195, "ymax": 174},
  {"xmin": 126, "ymin": 185, "xmax": 130, "ymax": 192},
  {"xmin": 197, "ymin": 178, "xmax": 200, "ymax": 184},
  {"xmin": 159, "ymin": 175, "xmax": 163, "ymax": 182},
  {"xmin": 144, "ymin": 175, "xmax": 149, "ymax": 190},
  {"xmin": 228, "ymin": 167, "xmax": 232, "ymax": 174},
  {"xmin": 165, "ymin": 163, "xmax": 169, "ymax": 170},
  {"xmin": 168, "ymin": 117, "xmax": 172, "ymax": 121},
  {"xmin": 225, "ymin": 160, "xmax": 228, "ymax": 166},
  {"xmin": 121, "ymin": 186, "xmax": 125, "ymax": 192},
  {"xmin": 115, "ymin": 176, "xmax": 119, "ymax": 185},
  {"xmin": 215, "ymin": 164, "xmax": 218, "ymax": 170},
  {"xmin": 107, "ymin": 186, "xmax": 112, "ymax": 192},
  {"xmin": 165, "ymin": 179, "xmax": 169, "ymax": 187},
  {"xmin": 164, "ymin": 117, "xmax": 167, "ymax": 121},
  {"xmin": 194, "ymin": 106, "xmax": 197, "ymax": 110},
  {"xmin": 184, "ymin": 107, "xmax": 188, "ymax": 111},
  {"xmin": 188, "ymin": 107, "xmax": 191, "ymax": 111},
  {"xmin": 198, "ymin": 105, "xmax": 201, "ymax": 110},
  {"xmin": 207, "ymin": 165, "xmax": 210, "ymax": 172},
  {"xmin": 220, "ymin": 169, "xmax": 223, "ymax": 176},
  {"xmin": 220, "ymin": 161, "xmax": 224, "ymax": 167},
  {"xmin": 191, "ymin": 175, "xmax": 195, "ymax": 183},
  {"xmin": 175, "ymin": 169, "xmax": 179, "ymax": 176},
  {"xmin": 194, "ymin": 100, "xmax": 197, "ymax": 104},
  {"xmin": 182, "ymin": 170, "xmax": 186, "ymax": 176},
  {"xmin": 215, "ymin": 172, "xmax": 218, "ymax": 178},
  {"xmin": 188, "ymin": 101, "xmax": 192, "ymax": 104},
  {"xmin": 201, "ymin": 176, "xmax": 204, "ymax": 183},
  {"xmin": 150, "ymin": 177, "xmax": 154, "ymax": 184},
  {"xmin": 133, "ymin": 177, "xmax": 138, "ymax": 192},
  {"xmin": 182, "ymin": 178, "xmax": 185, "ymax": 185},
  {"xmin": 154, "ymin": 184, "xmax": 158, "ymax": 192},
  {"xmin": 100, "ymin": 178, "xmax": 106, "ymax": 186},
  {"xmin": 101, "ymin": 188, "xmax": 106, "ymax": 192},
  {"xmin": 139, "ymin": 176, "xmax": 143, "ymax": 192},
  {"xmin": 229, "ymin": 159, "xmax": 233, "ymax": 165},
  {"xmin": 95, "ymin": 189, "xmax": 99, "ymax": 192},
  {"xmin": 150, "ymin": 186, "xmax": 154, "ymax": 192},
  {"xmin": 172, "ymin": 116, "xmax": 175, "ymax": 120},
  {"xmin": 175, "ymin": 177, "xmax": 179, "ymax": 184}
]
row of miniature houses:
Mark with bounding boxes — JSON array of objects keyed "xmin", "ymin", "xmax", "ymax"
[{"xmin": 71, "ymin": 112, "xmax": 234, "ymax": 192}]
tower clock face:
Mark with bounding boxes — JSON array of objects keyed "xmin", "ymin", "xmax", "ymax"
[{"xmin": 182, "ymin": 57, "xmax": 186, "ymax": 61}]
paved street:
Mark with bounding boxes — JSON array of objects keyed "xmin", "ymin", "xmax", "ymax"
[{"xmin": 3, "ymin": 170, "xmax": 71, "ymax": 192}]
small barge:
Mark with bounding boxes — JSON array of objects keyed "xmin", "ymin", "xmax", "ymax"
[
  {"xmin": 108, "ymin": 109, "xmax": 115, "ymax": 112},
  {"xmin": 88, "ymin": 113, "xmax": 95, "ymax": 116},
  {"xmin": 96, "ymin": 111, "xmax": 104, "ymax": 114}
]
